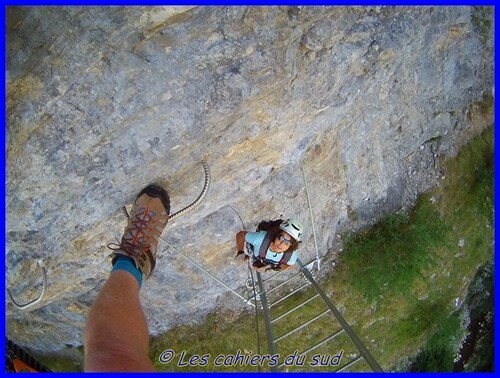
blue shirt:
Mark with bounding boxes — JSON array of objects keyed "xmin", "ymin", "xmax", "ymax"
[{"xmin": 245, "ymin": 231, "xmax": 298, "ymax": 266}]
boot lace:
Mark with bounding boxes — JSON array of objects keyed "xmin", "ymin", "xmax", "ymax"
[{"xmin": 107, "ymin": 207, "xmax": 156, "ymax": 254}]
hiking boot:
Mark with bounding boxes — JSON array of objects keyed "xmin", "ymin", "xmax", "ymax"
[{"xmin": 111, "ymin": 184, "xmax": 170, "ymax": 281}]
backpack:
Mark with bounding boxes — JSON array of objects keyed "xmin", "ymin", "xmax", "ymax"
[{"xmin": 255, "ymin": 219, "xmax": 293, "ymax": 266}]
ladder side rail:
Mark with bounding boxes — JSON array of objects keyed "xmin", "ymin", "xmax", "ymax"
[
  {"xmin": 296, "ymin": 258, "xmax": 383, "ymax": 372},
  {"xmin": 256, "ymin": 272, "xmax": 278, "ymax": 372}
]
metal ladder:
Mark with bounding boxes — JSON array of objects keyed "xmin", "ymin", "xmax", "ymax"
[{"xmin": 247, "ymin": 258, "xmax": 383, "ymax": 372}]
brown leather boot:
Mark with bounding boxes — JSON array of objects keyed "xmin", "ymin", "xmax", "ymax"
[{"xmin": 112, "ymin": 184, "xmax": 170, "ymax": 281}]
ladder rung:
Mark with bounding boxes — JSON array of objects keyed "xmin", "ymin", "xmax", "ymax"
[
  {"xmin": 246, "ymin": 271, "xmax": 304, "ymax": 303},
  {"xmin": 275, "ymin": 309, "xmax": 330, "ymax": 343},
  {"xmin": 270, "ymin": 282, "xmax": 310, "ymax": 308},
  {"xmin": 262, "ymin": 259, "xmax": 318, "ymax": 283},
  {"xmin": 335, "ymin": 355, "xmax": 362, "ymax": 372},
  {"xmin": 262, "ymin": 267, "xmax": 288, "ymax": 282},
  {"xmin": 263, "ymin": 258, "xmax": 318, "ymax": 284},
  {"xmin": 278, "ymin": 328, "xmax": 345, "ymax": 369},
  {"xmin": 298, "ymin": 328, "xmax": 345, "ymax": 355},
  {"xmin": 267, "ymin": 272, "xmax": 304, "ymax": 294},
  {"xmin": 272, "ymin": 294, "xmax": 320, "ymax": 323}
]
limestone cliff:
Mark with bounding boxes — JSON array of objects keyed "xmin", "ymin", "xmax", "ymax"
[{"xmin": 6, "ymin": 6, "xmax": 493, "ymax": 352}]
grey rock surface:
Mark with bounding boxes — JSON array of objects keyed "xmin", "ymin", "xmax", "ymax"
[{"xmin": 6, "ymin": 6, "xmax": 493, "ymax": 352}]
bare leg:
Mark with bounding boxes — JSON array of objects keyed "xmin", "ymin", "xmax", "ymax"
[
  {"xmin": 84, "ymin": 270, "xmax": 155, "ymax": 372},
  {"xmin": 84, "ymin": 184, "xmax": 170, "ymax": 372}
]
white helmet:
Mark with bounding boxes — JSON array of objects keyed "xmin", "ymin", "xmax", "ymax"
[{"xmin": 279, "ymin": 219, "xmax": 304, "ymax": 242}]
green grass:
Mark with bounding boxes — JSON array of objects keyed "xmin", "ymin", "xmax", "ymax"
[
  {"xmin": 147, "ymin": 121, "xmax": 493, "ymax": 372},
  {"xmin": 341, "ymin": 201, "xmax": 449, "ymax": 301}
]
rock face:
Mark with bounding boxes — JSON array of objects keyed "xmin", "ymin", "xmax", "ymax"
[{"xmin": 6, "ymin": 6, "xmax": 493, "ymax": 352}]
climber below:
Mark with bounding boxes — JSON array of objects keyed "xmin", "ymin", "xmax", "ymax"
[{"xmin": 235, "ymin": 219, "xmax": 303, "ymax": 272}]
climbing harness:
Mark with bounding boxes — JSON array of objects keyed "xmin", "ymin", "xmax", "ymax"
[{"xmin": 7, "ymin": 260, "xmax": 47, "ymax": 310}]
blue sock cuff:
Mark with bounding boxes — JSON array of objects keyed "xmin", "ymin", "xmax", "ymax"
[{"xmin": 112, "ymin": 255, "xmax": 142, "ymax": 288}]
